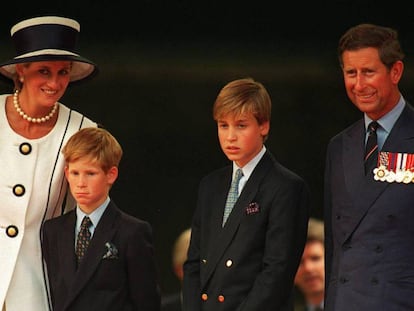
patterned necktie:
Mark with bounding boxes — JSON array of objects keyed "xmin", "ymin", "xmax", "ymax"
[
  {"xmin": 364, "ymin": 121, "xmax": 379, "ymax": 175},
  {"xmin": 222, "ymin": 168, "xmax": 243, "ymax": 226},
  {"xmin": 76, "ymin": 216, "xmax": 92, "ymax": 263}
]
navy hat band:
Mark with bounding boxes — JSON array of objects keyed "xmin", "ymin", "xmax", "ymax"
[{"xmin": 13, "ymin": 24, "xmax": 79, "ymax": 56}]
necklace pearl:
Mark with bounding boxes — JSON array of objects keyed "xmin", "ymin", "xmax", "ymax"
[{"xmin": 13, "ymin": 89, "xmax": 58, "ymax": 123}]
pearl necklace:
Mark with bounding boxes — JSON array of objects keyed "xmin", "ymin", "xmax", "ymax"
[{"xmin": 13, "ymin": 90, "xmax": 58, "ymax": 123}]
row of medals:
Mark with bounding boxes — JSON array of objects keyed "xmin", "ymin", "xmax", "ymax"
[{"xmin": 373, "ymin": 152, "xmax": 414, "ymax": 183}]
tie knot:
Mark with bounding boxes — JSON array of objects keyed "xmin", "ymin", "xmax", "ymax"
[
  {"xmin": 80, "ymin": 216, "xmax": 92, "ymax": 230},
  {"xmin": 368, "ymin": 121, "xmax": 379, "ymax": 134},
  {"xmin": 234, "ymin": 168, "xmax": 243, "ymax": 182}
]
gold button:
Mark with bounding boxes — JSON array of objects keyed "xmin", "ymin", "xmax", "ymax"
[
  {"xmin": 201, "ymin": 293, "xmax": 208, "ymax": 301},
  {"xmin": 19, "ymin": 143, "xmax": 32, "ymax": 155},
  {"xmin": 218, "ymin": 295, "xmax": 225, "ymax": 302},
  {"xmin": 202, "ymin": 259, "xmax": 207, "ymax": 264},
  {"xmin": 6, "ymin": 225, "xmax": 18, "ymax": 238},
  {"xmin": 226, "ymin": 259, "xmax": 233, "ymax": 267},
  {"xmin": 13, "ymin": 184, "xmax": 25, "ymax": 196}
]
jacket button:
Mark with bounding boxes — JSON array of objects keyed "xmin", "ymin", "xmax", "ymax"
[
  {"xmin": 13, "ymin": 184, "xmax": 25, "ymax": 196},
  {"xmin": 374, "ymin": 245, "xmax": 383, "ymax": 253},
  {"xmin": 19, "ymin": 142, "xmax": 32, "ymax": 155},
  {"xmin": 218, "ymin": 295, "xmax": 225, "ymax": 303},
  {"xmin": 201, "ymin": 293, "xmax": 208, "ymax": 301},
  {"xmin": 226, "ymin": 259, "xmax": 233, "ymax": 267},
  {"xmin": 6, "ymin": 225, "xmax": 18, "ymax": 238}
]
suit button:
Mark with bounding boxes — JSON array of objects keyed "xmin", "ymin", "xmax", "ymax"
[
  {"xmin": 201, "ymin": 293, "xmax": 208, "ymax": 301},
  {"xmin": 13, "ymin": 184, "xmax": 25, "ymax": 197},
  {"xmin": 202, "ymin": 259, "xmax": 207, "ymax": 264},
  {"xmin": 6, "ymin": 225, "xmax": 18, "ymax": 238},
  {"xmin": 371, "ymin": 277, "xmax": 379, "ymax": 285},
  {"xmin": 374, "ymin": 245, "xmax": 383, "ymax": 253},
  {"xmin": 218, "ymin": 295, "xmax": 225, "ymax": 303},
  {"xmin": 339, "ymin": 276, "xmax": 348, "ymax": 284},
  {"xmin": 226, "ymin": 259, "xmax": 233, "ymax": 267}
]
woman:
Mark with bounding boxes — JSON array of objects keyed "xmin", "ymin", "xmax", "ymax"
[{"xmin": 0, "ymin": 16, "xmax": 98, "ymax": 311}]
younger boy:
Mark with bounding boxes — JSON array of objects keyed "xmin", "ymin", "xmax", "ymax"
[
  {"xmin": 42, "ymin": 127, "xmax": 161, "ymax": 311},
  {"xmin": 183, "ymin": 78, "xmax": 310, "ymax": 311}
]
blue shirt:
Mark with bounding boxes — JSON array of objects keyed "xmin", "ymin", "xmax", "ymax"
[
  {"xmin": 364, "ymin": 95, "xmax": 405, "ymax": 150},
  {"xmin": 75, "ymin": 196, "xmax": 110, "ymax": 246}
]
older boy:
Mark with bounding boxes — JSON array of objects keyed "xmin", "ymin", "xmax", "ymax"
[
  {"xmin": 183, "ymin": 78, "xmax": 310, "ymax": 311},
  {"xmin": 42, "ymin": 127, "xmax": 161, "ymax": 311}
]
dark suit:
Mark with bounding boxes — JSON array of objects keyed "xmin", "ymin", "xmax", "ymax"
[
  {"xmin": 324, "ymin": 103, "xmax": 414, "ymax": 310},
  {"xmin": 42, "ymin": 200, "xmax": 161, "ymax": 311},
  {"xmin": 161, "ymin": 291, "xmax": 182, "ymax": 311},
  {"xmin": 183, "ymin": 150, "xmax": 310, "ymax": 311}
]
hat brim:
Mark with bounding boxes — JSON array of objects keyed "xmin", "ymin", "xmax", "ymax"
[{"xmin": 0, "ymin": 53, "xmax": 98, "ymax": 85}]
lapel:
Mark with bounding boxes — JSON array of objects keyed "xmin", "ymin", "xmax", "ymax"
[
  {"xmin": 63, "ymin": 201, "xmax": 121, "ymax": 308},
  {"xmin": 60, "ymin": 211, "xmax": 78, "ymax": 286},
  {"xmin": 202, "ymin": 152, "xmax": 272, "ymax": 286},
  {"xmin": 340, "ymin": 104, "xmax": 414, "ymax": 244}
]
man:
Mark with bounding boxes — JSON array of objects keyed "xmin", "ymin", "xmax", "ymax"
[
  {"xmin": 324, "ymin": 23, "xmax": 414, "ymax": 310},
  {"xmin": 294, "ymin": 218, "xmax": 324, "ymax": 311}
]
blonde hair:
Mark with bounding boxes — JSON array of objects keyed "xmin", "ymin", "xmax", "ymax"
[
  {"xmin": 307, "ymin": 217, "xmax": 324, "ymax": 243},
  {"xmin": 62, "ymin": 127, "xmax": 123, "ymax": 173},
  {"xmin": 213, "ymin": 78, "xmax": 271, "ymax": 141}
]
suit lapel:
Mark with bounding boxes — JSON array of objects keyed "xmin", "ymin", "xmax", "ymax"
[
  {"xmin": 202, "ymin": 152, "xmax": 272, "ymax": 285},
  {"xmin": 63, "ymin": 202, "xmax": 120, "ymax": 308},
  {"xmin": 340, "ymin": 105, "xmax": 414, "ymax": 243}
]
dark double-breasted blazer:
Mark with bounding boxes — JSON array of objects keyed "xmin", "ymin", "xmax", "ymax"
[
  {"xmin": 183, "ymin": 150, "xmax": 310, "ymax": 311},
  {"xmin": 324, "ymin": 103, "xmax": 414, "ymax": 311},
  {"xmin": 42, "ymin": 200, "xmax": 161, "ymax": 311}
]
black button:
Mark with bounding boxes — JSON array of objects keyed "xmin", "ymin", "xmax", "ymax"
[{"xmin": 339, "ymin": 276, "xmax": 348, "ymax": 284}]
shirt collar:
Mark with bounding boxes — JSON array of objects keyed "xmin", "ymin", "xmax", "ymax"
[
  {"xmin": 364, "ymin": 95, "xmax": 405, "ymax": 134},
  {"xmin": 233, "ymin": 145, "xmax": 266, "ymax": 179},
  {"xmin": 76, "ymin": 196, "xmax": 110, "ymax": 230}
]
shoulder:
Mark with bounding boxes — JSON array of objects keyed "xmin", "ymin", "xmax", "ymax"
[
  {"xmin": 264, "ymin": 151, "xmax": 306, "ymax": 184},
  {"xmin": 43, "ymin": 209, "xmax": 74, "ymax": 230},
  {"xmin": 328, "ymin": 119, "xmax": 363, "ymax": 147},
  {"xmin": 0, "ymin": 94, "xmax": 9, "ymax": 104},
  {"xmin": 201, "ymin": 165, "xmax": 231, "ymax": 183},
  {"xmin": 57, "ymin": 103, "xmax": 97, "ymax": 128},
  {"xmin": 109, "ymin": 202, "xmax": 153, "ymax": 235}
]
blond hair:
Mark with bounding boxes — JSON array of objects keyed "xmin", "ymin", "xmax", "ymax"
[
  {"xmin": 213, "ymin": 78, "xmax": 271, "ymax": 141},
  {"xmin": 62, "ymin": 127, "xmax": 123, "ymax": 173}
]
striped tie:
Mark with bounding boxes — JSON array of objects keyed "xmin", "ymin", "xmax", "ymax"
[
  {"xmin": 364, "ymin": 121, "xmax": 379, "ymax": 175},
  {"xmin": 222, "ymin": 168, "xmax": 243, "ymax": 226}
]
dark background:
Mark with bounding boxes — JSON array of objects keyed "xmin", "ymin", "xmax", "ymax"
[{"xmin": 1, "ymin": 0, "xmax": 414, "ymax": 298}]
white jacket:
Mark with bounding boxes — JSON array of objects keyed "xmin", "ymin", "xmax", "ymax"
[{"xmin": 0, "ymin": 94, "xmax": 96, "ymax": 310}]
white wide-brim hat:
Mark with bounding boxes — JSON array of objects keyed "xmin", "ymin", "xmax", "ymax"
[{"xmin": 0, "ymin": 16, "xmax": 98, "ymax": 84}]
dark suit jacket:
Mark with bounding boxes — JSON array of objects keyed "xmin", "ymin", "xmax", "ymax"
[
  {"xmin": 161, "ymin": 291, "xmax": 182, "ymax": 311},
  {"xmin": 183, "ymin": 150, "xmax": 310, "ymax": 311},
  {"xmin": 324, "ymin": 103, "xmax": 414, "ymax": 310},
  {"xmin": 42, "ymin": 200, "xmax": 161, "ymax": 311}
]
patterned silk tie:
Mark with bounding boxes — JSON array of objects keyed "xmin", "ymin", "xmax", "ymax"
[
  {"xmin": 76, "ymin": 216, "xmax": 92, "ymax": 263},
  {"xmin": 222, "ymin": 168, "xmax": 243, "ymax": 226},
  {"xmin": 364, "ymin": 121, "xmax": 379, "ymax": 175}
]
